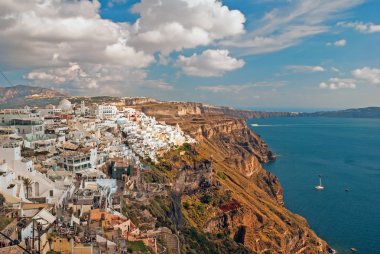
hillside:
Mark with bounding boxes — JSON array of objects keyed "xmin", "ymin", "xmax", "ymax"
[
  {"xmin": 301, "ymin": 107, "xmax": 380, "ymax": 118},
  {"xmin": 138, "ymin": 101, "xmax": 333, "ymax": 254},
  {"xmin": 130, "ymin": 101, "xmax": 295, "ymax": 119},
  {"xmin": 0, "ymin": 85, "xmax": 68, "ymax": 108},
  {"xmin": 0, "ymin": 89, "xmax": 333, "ymax": 252}
]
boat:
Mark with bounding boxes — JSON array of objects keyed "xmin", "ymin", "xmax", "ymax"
[
  {"xmin": 350, "ymin": 247, "xmax": 358, "ymax": 252},
  {"xmin": 315, "ymin": 175, "xmax": 324, "ymax": 190},
  {"xmin": 251, "ymin": 123, "xmax": 259, "ymax": 127}
]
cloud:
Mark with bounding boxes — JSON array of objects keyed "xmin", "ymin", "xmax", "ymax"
[
  {"xmin": 196, "ymin": 82, "xmax": 286, "ymax": 93},
  {"xmin": 23, "ymin": 62, "xmax": 176, "ymax": 96},
  {"xmin": 286, "ymin": 65, "xmax": 325, "ymax": 72},
  {"xmin": 0, "ymin": 0, "xmax": 161, "ymax": 96},
  {"xmin": 334, "ymin": 39, "xmax": 347, "ymax": 47},
  {"xmin": 221, "ymin": 0, "xmax": 363, "ymax": 55},
  {"xmin": 24, "ymin": 63, "xmax": 144, "ymax": 92},
  {"xmin": 130, "ymin": 0, "xmax": 246, "ymax": 54},
  {"xmin": 352, "ymin": 67, "xmax": 380, "ymax": 85},
  {"xmin": 319, "ymin": 77, "xmax": 356, "ymax": 90},
  {"xmin": 140, "ymin": 80, "xmax": 174, "ymax": 90},
  {"xmin": 176, "ymin": 49, "xmax": 245, "ymax": 77},
  {"xmin": 0, "ymin": 0, "xmax": 155, "ymax": 70},
  {"xmin": 108, "ymin": 0, "xmax": 128, "ymax": 8},
  {"xmin": 104, "ymin": 40, "xmax": 154, "ymax": 68},
  {"xmin": 337, "ymin": 21, "xmax": 380, "ymax": 33},
  {"xmin": 326, "ymin": 39, "xmax": 347, "ymax": 47},
  {"xmin": 0, "ymin": 0, "xmax": 248, "ymax": 94}
]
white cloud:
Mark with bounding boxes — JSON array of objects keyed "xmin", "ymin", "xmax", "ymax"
[
  {"xmin": 108, "ymin": 0, "xmax": 128, "ymax": 8},
  {"xmin": 0, "ymin": 0, "xmax": 248, "ymax": 94},
  {"xmin": 196, "ymin": 82, "xmax": 286, "ymax": 93},
  {"xmin": 104, "ymin": 40, "xmax": 154, "ymax": 68},
  {"xmin": 326, "ymin": 39, "xmax": 347, "ymax": 47},
  {"xmin": 286, "ymin": 65, "xmax": 325, "ymax": 72},
  {"xmin": 141, "ymin": 80, "xmax": 174, "ymax": 90},
  {"xmin": 352, "ymin": 67, "xmax": 380, "ymax": 85},
  {"xmin": 176, "ymin": 49, "xmax": 245, "ymax": 77},
  {"xmin": 0, "ymin": 0, "xmax": 155, "ymax": 70},
  {"xmin": 221, "ymin": 0, "xmax": 363, "ymax": 55},
  {"xmin": 334, "ymin": 39, "xmax": 347, "ymax": 47},
  {"xmin": 196, "ymin": 84, "xmax": 251, "ymax": 93},
  {"xmin": 319, "ymin": 77, "xmax": 356, "ymax": 90},
  {"xmin": 0, "ymin": 0, "xmax": 159, "ymax": 96},
  {"xmin": 337, "ymin": 21, "xmax": 380, "ymax": 33},
  {"xmin": 25, "ymin": 63, "xmax": 122, "ymax": 90},
  {"xmin": 130, "ymin": 0, "xmax": 246, "ymax": 54},
  {"xmin": 23, "ymin": 62, "xmax": 169, "ymax": 95}
]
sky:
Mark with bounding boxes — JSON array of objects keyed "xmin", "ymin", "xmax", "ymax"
[{"xmin": 0, "ymin": 0, "xmax": 379, "ymax": 109}]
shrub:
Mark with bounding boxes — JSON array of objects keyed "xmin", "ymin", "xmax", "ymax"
[
  {"xmin": 216, "ymin": 171, "xmax": 227, "ymax": 180},
  {"xmin": 183, "ymin": 201, "xmax": 190, "ymax": 209},
  {"xmin": 200, "ymin": 194, "xmax": 212, "ymax": 204}
]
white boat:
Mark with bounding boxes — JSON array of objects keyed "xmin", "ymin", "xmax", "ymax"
[
  {"xmin": 315, "ymin": 175, "xmax": 324, "ymax": 190},
  {"xmin": 251, "ymin": 123, "xmax": 259, "ymax": 127}
]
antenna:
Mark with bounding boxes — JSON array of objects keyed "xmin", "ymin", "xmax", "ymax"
[
  {"xmin": 0, "ymin": 231, "xmax": 32, "ymax": 254},
  {"xmin": 0, "ymin": 68, "xmax": 15, "ymax": 87}
]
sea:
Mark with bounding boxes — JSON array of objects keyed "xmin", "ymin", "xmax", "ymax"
[{"xmin": 247, "ymin": 117, "xmax": 380, "ymax": 254}]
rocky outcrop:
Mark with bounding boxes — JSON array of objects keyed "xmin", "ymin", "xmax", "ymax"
[
  {"xmin": 143, "ymin": 101, "xmax": 332, "ymax": 254},
  {"xmin": 124, "ymin": 97, "xmax": 159, "ymax": 106},
  {"xmin": 135, "ymin": 101, "xmax": 296, "ymax": 120},
  {"xmin": 169, "ymin": 159, "xmax": 213, "ymax": 229},
  {"xmin": 173, "ymin": 159, "xmax": 213, "ymax": 194},
  {"xmin": 139, "ymin": 102, "xmax": 203, "ymax": 118}
]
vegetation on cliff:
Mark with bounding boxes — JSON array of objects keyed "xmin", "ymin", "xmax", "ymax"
[{"xmin": 138, "ymin": 101, "xmax": 333, "ymax": 254}]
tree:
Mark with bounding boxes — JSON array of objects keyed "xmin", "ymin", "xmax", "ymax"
[
  {"xmin": 23, "ymin": 177, "xmax": 32, "ymax": 199},
  {"xmin": 0, "ymin": 193, "xmax": 5, "ymax": 206}
]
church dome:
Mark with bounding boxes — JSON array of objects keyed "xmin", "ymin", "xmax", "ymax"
[{"xmin": 58, "ymin": 99, "xmax": 72, "ymax": 111}]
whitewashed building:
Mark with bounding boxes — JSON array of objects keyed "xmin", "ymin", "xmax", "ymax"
[{"xmin": 96, "ymin": 104, "xmax": 118, "ymax": 119}]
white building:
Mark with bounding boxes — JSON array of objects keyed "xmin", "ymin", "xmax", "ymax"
[
  {"xmin": 0, "ymin": 111, "xmax": 44, "ymax": 135},
  {"xmin": 37, "ymin": 105, "xmax": 62, "ymax": 117},
  {"xmin": 62, "ymin": 148, "xmax": 98, "ymax": 171},
  {"xmin": 0, "ymin": 142, "xmax": 70, "ymax": 205},
  {"xmin": 96, "ymin": 104, "xmax": 118, "ymax": 119},
  {"xmin": 57, "ymin": 99, "xmax": 72, "ymax": 113},
  {"xmin": 121, "ymin": 109, "xmax": 195, "ymax": 163}
]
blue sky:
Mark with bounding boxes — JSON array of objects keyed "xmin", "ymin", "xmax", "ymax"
[{"xmin": 0, "ymin": 0, "xmax": 379, "ymax": 109}]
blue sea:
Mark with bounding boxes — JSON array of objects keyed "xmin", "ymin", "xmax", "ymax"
[{"xmin": 248, "ymin": 117, "xmax": 380, "ymax": 254}]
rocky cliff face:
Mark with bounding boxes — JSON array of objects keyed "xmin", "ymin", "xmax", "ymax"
[
  {"xmin": 137, "ymin": 101, "xmax": 296, "ymax": 119},
  {"xmin": 143, "ymin": 101, "xmax": 332, "ymax": 254},
  {"xmin": 201, "ymin": 104, "xmax": 297, "ymax": 119},
  {"xmin": 124, "ymin": 97, "xmax": 159, "ymax": 106}
]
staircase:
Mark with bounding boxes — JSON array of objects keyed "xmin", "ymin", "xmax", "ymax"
[{"xmin": 161, "ymin": 232, "xmax": 179, "ymax": 254}]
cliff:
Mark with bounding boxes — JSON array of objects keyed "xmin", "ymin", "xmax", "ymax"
[
  {"xmin": 301, "ymin": 106, "xmax": 380, "ymax": 118},
  {"xmin": 202, "ymin": 105, "xmax": 298, "ymax": 119},
  {"xmin": 142, "ymin": 101, "xmax": 332, "ymax": 254},
  {"xmin": 124, "ymin": 97, "xmax": 159, "ymax": 106},
  {"xmin": 133, "ymin": 100, "xmax": 295, "ymax": 119}
]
